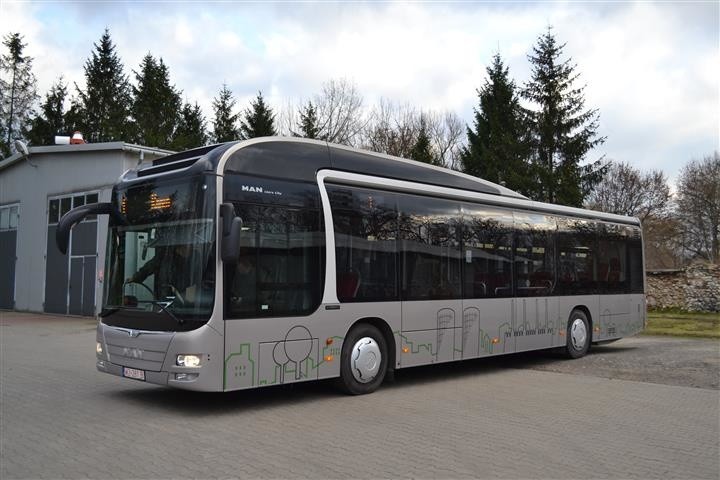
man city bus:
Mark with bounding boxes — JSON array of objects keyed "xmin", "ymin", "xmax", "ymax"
[{"xmin": 56, "ymin": 137, "xmax": 645, "ymax": 394}]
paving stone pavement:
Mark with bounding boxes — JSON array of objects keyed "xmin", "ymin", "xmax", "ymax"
[{"xmin": 1, "ymin": 312, "xmax": 718, "ymax": 479}]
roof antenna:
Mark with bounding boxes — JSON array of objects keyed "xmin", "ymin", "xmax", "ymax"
[{"xmin": 14, "ymin": 139, "xmax": 37, "ymax": 168}]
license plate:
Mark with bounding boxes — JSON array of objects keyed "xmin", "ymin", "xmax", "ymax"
[{"xmin": 122, "ymin": 367, "xmax": 146, "ymax": 381}]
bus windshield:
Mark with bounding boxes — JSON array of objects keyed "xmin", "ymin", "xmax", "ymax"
[{"xmin": 103, "ymin": 175, "xmax": 216, "ymax": 329}]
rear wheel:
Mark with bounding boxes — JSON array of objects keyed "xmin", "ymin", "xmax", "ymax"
[
  {"xmin": 338, "ymin": 324, "xmax": 388, "ymax": 395},
  {"xmin": 564, "ymin": 309, "xmax": 591, "ymax": 359}
]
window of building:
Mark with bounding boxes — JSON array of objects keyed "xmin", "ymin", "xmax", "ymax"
[
  {"xmin": 0, "ymin": 204, "xmax": 19, "ymax": 231},
  {"xmin": 48, "ymin": 192, "xmax": 100, "ymax": 225}
]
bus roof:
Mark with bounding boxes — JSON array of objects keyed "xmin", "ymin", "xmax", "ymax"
[{"xmin": 133, "ymin": 137, "xmax": 640, "ymax": 227}]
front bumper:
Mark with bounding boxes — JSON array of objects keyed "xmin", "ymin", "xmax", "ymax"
[
  {"xmin": 96, "ymin": 358, "xmax": 170, "ymax": 385},
  {"xmin": 96, "ymin": 321, "xmax": 224, "ymax": 391}
]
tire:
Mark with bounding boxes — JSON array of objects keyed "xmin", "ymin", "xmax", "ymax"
[
  {"xmin": 564, "ymin": 309, "xmax": 591, "ymax": 359},
  {"xmin": 338, "ymin": 324, "xmax": 388, "ymax": 395}
]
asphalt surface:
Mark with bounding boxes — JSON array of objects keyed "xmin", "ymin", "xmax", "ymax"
[{"xmin": 1, "ymin": 311, "xmax": 718, "ymax": 479}]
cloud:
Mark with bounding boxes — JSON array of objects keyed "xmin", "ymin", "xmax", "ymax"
[{"xmin": 0, "ymin": 1, "xmax": 716, "ymax": 182}]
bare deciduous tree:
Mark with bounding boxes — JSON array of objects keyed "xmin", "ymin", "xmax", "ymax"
[
  {"xmin": 274, "ymin": 98, "xmax": 298, "ymax": 137},
  {"xmin": 642, "ymin": 216, "xmax": 686, "ymax": 269},
  {"xmin": 587, "ymin": 161, "xmax": 671, "ymax": 222},
  {"xmin": 363, "ymin": 99, "xmax": 419, "ymax": 158},
  {"xmin": 362, "ymin": 100, "xmax": 465, "ymax": 169},
  {"xmin": 426, "ymin": 111, "xmax": 464, "ymax": 169},
  {"xmin": 676, "ymin": 152, "xmax": 720, "ymax": 263},
  {"xmin": 314, "ymin": 78, "xmax": 366, "ymax": 146},
  {"xmin": 586, "ymin": 161, "xmax": 681, "ymax": 269}
]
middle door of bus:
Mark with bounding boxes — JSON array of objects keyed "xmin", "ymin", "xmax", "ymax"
[{"xmin": 399, "ymin": 195, "xmax": 463, "ymax": 367}]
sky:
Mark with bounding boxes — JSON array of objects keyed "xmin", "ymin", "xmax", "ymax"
[{"xmin": 1, "ymin": 1, "xmax": 718, "ymax": 185}]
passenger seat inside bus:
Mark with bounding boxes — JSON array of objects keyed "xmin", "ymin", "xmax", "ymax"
[{"xmin": 338, "ymin": 271, "xmax": 361, "ymax": 301}]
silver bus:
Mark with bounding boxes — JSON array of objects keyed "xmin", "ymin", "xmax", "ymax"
[{"xmin": 57, "ymin": 137, "xmax": 645, "ymax": 394}]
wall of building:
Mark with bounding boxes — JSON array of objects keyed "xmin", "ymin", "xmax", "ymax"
[
  {"xmin": 646, "ymin": 264, "xmax": 720, "ymax": 312},
  {"xmin": 0, "ymin": 145, "xmax": 165, "ymax": 314}
]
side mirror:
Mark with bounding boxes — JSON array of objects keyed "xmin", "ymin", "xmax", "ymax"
[
  {"xmin": 220, "ymin": 203, "xmax": 243, "ymax": 263},
  {"xmin": 56, "ymin": 202, "xmax": 125, "ymax": 254}
]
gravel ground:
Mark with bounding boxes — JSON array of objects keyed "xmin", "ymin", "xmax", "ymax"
[
  {"xmin": 532, "ymin": 335, "xmax": 719, "ymax": 390},
  {"xmin": 394, "ymin": 334, "xmax": 720, "ymax": 390}
]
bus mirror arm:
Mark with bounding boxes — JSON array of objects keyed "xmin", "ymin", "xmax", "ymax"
[
  {"xmin": 220, "ymin": 203, "xmax": 243, "ymax": 263},
  {"xmin": 56, "ymin": 203, "xmax": 124, "ymax": 255}
]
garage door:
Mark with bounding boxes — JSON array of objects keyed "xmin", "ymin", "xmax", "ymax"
[
  {"xmin": 44, "ymin": 193, "xmax": 98, "ymax": 316},
  {"xmin": 0, "ymin": 204, "xmax": 19, "ymax": 309}
]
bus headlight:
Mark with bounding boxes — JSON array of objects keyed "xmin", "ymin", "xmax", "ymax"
[
  {"xmin": 176, "ymin": 354, "xmax": 202, "ymax": 367},
  {"xmin": 96, "ymin": 342, "xmax": 103, "ymax": 355}
]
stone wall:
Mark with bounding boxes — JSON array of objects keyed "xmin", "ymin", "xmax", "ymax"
[{"xmin": 646, "ymin": 264, "xmax": 720, "ymax": 312}]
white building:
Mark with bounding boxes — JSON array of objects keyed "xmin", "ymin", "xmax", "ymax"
[{"xmin": 0, "ymin": 143, "xmax": 171, "ymax": 315}]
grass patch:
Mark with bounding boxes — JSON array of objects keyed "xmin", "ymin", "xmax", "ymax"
[{"xmin": 644, "ymin": 311, "xmax": 720, "ymax": 339}]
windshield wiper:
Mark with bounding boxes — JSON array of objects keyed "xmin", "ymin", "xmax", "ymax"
[
  {"xmin": 104, "ymin": 300, "xmax": 188, "ymax": 325},
  {"xmin": 100, "ymin": 307, "xmax": 120, "ymax": 318},
  {"xmin": 149, "ymin": 299, "xmax": 185, "ymax": 325}
]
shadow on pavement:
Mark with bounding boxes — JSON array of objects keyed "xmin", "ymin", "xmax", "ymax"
[{"xmin": 105, "ymin": 344, "xmax": 633, "ymax": 415}]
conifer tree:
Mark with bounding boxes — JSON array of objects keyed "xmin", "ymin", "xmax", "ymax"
[
  {"xmin": 132, "ymin": 54, "xmax": 181, "ymax": 148},
  {"xmin": 461, "ymin": 53, "xmax": 530, "ymax": 193},
  {"xmin": 296, "ymin": 101, "xmax": 320, "ymax": 139},
  {"xmin": 522, "ymin": 28, "xmax": 606, "ymax": 206},
  {"xmin": 76, "ymin": 29, "xmax": 133, "ymax": 143},
  {"xmin": 211, "ymin": 83, "xmax": 239, "ymax": 142},
  {"xmin": 27, "ymin": 77, "xmax": 68, "ymax": 146},
  {"xmin": 239, "ymin": 91, "xmax": 276, "ymax": 140},
  {"xmin": 172, "ymin": 101, "xmax": 208, "ymax": 151},
  {"xmin": 63, "ymin": 97, "xmax": 85, "ymax": 134},
  {"xmin": 0, "ymin": 32, "xmax": 38, "ymax": 156},
  {"xmin": 409, "ymin": 116, "xmax": 439, "ymax": 166}
]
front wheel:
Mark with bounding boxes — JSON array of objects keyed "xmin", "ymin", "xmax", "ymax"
[
  {"xmin": 338, "ymin": 324, "xmax": 388, "ymax": 395},
  {"xmin": 564, "ymin": 309, "xmax": 591, "ymax": 359}
]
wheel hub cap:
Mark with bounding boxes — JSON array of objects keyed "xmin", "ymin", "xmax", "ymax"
[
  {"xmin": 570, "ymin": 318, "xmax": 587, "ymax": 350},
  {"xmin": 351, "ymin": 337, "xmax": 381, "ymax": 384}
]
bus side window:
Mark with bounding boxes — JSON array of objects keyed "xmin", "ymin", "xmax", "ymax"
[
  {"xmin": 556, "ymin": 218, "xmax": 596, "ymax": 295},
  {"xmin": 628, "ymin": 227, "xmax": 644, "ymax": 294},
  {"xmin": 328, "ymin": 185, "xmax": 399, "ymax": 303},
  {"xmin": 399, "ymin": 195, "xmax": 461, "ymax": 301},
  {"xmin": 597, "ymin": 223, "xmax": 629, "ymax": 294},
  {"xmin": 226, "ymin": 204, "xmax": 324, "ymax": 318},
  {"xmin": 461, "ymin": 204, "xmax": 513, "ymax": 298},
  {"xmin": 513, "ymin": 213, "xmax": 556, "ymax": 297}
]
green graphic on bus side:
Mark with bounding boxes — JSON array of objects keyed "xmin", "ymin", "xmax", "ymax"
[
  {"xmin": 224, "ymin": 343, "xmax": 255, "ymax": 389},
  {"xmin": 225, "ymin": 335, "xmax": 346, "ymax": 388},
  {"xmin": 259, "ymin": 357, "xmax": 319, "ymax": 386},
  {"xmin": 398, "ymin": 327, "xmax": 513, "ymax": 357}
]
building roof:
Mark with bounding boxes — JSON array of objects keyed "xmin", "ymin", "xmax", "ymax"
[{"xmin": 0, "ymin": 142, "xmax": 174, "ymax": 173}]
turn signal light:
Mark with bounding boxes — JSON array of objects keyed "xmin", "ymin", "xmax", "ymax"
[
  {"xmin": 491, "ymin": 338, "xmax": 499, "ymax": 344},
  {"xmin": 402, "ymin": 346, "xmax": 409, "ymax": 353},
  {"xmin": 325, "ymin": 355, "xmax": 334, "ymax": 362}
]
